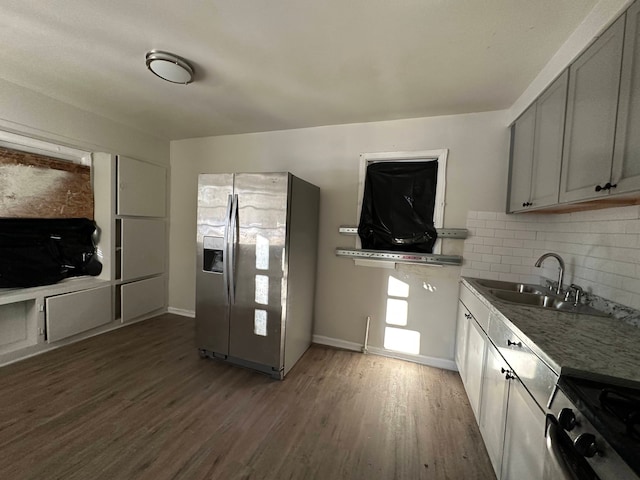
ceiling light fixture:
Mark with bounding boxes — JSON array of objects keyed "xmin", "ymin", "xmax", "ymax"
[{"xmin": 145, "ymin": 50, "xmax": 194, "ymax": 85}]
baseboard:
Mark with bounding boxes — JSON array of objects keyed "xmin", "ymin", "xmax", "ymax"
[
  {"xmin": 312, "ymin": 334, "xmax": 457, "ymax": 371},
  {"xmin": 167, "ymin": 307, "xmax": 195, "ymax": 318}
]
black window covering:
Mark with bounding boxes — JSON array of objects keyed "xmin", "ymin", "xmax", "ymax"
[
  {"xmin": 358, "ymin": 161, "xmax": 438, "ymax": 253},
  {"xmin": 0, "ymin": 218, "xmax": 102, "ymax": 287}
]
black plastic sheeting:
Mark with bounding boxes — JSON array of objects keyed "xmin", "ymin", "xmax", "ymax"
[
  {"xmin": 358, "ymin": 161, "xmax": 438, "ymax": 253},
  {"xmin": 0, "ymin": 218, "xmax": 102, "ymax": 287}
]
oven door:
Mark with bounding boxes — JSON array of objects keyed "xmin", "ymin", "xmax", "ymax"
[{"xmin": 544, "ymin": 414, "xmax": 601, "ymax": 480}]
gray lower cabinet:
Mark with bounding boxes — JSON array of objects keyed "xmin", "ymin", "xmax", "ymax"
[
  {"xmin": 613, "ymin": 0, "xmax": 640, "ymax": 195},
  {"xmin": 46, "ymin": 285, "xmax": 112, "ymax": 342},
  {"xmin": 454, "ymin": 300, "xmax": 470, "ymax": 383}
]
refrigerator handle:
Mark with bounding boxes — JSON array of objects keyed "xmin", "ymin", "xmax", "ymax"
[
  {"xmin": 229, "ymin": 193, "xmax": 239, "ymax": 304},
  {"xmin": 222, "ymin": 194, "xmax": 233, "ymax": 304}
]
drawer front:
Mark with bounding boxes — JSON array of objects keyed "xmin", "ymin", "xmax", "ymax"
[
  {"xmin": 46, "ymin": 285, "xmax": 112, "ymax": 342},
  {"xmin": 460, "ymin": 283, "xmax": 490, "ymax": 331},
  {"xmin": 121, "ymin": 276, "xmax": 165, "ymax": 323},
  {"xmin": 488, "ymin": 314, "xmax": 558, "ymax": 410}
]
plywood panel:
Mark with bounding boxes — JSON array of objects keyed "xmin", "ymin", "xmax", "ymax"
[{"xmin": 0, "ymin": 146, "xmax": 93, "ymax": 218}]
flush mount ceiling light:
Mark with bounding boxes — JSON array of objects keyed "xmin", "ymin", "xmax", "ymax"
[{"xmin": 145, "ymin": 50, "xmax": 194, "ymax": 84}]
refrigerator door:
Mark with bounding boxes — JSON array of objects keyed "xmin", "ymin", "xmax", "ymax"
[
  {"xmin": 196, "ymin": 173, "xmax": 234, "ymax": 354},
  {"xmin": 229, "ymin": 173, "xmax": 289, "ymax": 370}
]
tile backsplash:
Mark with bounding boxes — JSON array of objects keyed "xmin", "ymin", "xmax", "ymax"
[{"xmin": 461, "ymin": 205, "xmax": 640, "ymax": 312}]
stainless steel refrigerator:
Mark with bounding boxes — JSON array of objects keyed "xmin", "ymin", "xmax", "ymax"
[{"xmin": 195, "ymin": 172, "xmax": 320, "ymax": 379}]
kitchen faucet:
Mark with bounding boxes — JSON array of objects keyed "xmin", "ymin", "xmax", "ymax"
[{"xmin": 534, "ymin": 253, "xmax": 565, "ymax": 295}]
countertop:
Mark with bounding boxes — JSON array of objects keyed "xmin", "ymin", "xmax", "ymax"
[{"xmin": 462, "ymin": 277, "xmax": 640, "ymax": 384}]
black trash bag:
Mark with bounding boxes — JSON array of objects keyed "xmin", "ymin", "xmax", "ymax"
[
  {"xmin": 0, "ymin": 218, "xmax": 102, "ymax": 287},
  {"xmin": 358, "ymin": 161, "xmax": 438, "ymax": 253}
]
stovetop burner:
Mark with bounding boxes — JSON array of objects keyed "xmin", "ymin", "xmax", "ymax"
[
  {"xmin": 558, "ymin": 371, "xmax": 640, "ymax": 477},
  {"xmin": 599, "ymin": 389, "xmax": 640, "ymax": 442}
]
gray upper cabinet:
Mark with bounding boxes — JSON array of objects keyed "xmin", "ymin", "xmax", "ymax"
[
  {"xmin": 559, "ymin": 15, "xmax": 625, "ymax": 203},
  {"xmin": 508, "ymin": 72, "xmax": 567, "ymax": 213},
  {"xmin": 508, "ymin": 105, "xmax": 536, "ymax": 212},
  {"xmin": 530, "ymin": 71, "xmax": 568, "ymax": 208},
  {"xmin": 613, "ymin": 0, "xmax": 640, "ymax": 195}
]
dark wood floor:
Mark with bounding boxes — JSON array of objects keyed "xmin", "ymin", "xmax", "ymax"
[{"xmin": 0, "ymin": 314, "xmax": 494, "ymax": 480}]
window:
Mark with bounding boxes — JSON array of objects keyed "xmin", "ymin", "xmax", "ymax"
[{"xmin": 356, "ymin": 149, "xmax": 447, "ymax": 255}]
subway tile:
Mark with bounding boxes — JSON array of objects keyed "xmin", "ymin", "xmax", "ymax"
[
  {"xmin": 477, "ymin": 212, "xmax": 498, "ymax": 220},
  {"xmin": 523, "ymin": 240, "xmax": 544, "ymax": 249},
  {"xmin": 499, "ymin": 273, "xmax": 521, "ymax": 282},
  {"xmin": 515, "ymin": 231, "xmax": 537, "ymax": 240},
  {"xmin": 467, "ymin": 211, "xmax": 478, "ymax": 219},
  {"xmin": 503, "ymin": 239, "xmax": 524, "ymax": 248},
  {"xmin": 472, "ymin": 261, "xmax": 491, "ymax": 271},
  {"xmin": 477, "ymin": 228, "xmax": 496, "ymax": 237},
  {"xmin": 467, "ymin": 219, "xmax": 486, "ymax": 228},
  {"xmin": 496, "ymin": 213, "xmax": 511, "ymax": 221},
  {"xmin": 589, "ymin": 220, "xmax": 627, "ymax": 234},
  {"xmin": 465, "ymin": 252, "xmax": 483, "ymax": 261},
  {"xmin": 625, "ymin": 221, "xmax": 640, "ymax": 234},
  {"xmin": 510, "ymin": 265, "xmax": 533, "ymax": 275},
  {"xmin": 513, "ymin": 248, "xmax": 534, "ymax": 257},
  {"xmin": 483, "ymin": 237, "xmax": 504, "ymax": 247},
  {"xmin": 501, "ymin": 256, "xmax": 522, "ymax": 265},
  {"xmin": 486, "ymin": 220, "xmax": 506, "ymax": 229},
  {"xmin": 490, "ymin": 264, "xmax": 511, "ymax": 273},
  {"xmin": 492, "ymin": 246, "xmax": 514, "ymax": 256},
  {"xmin": 482, "ymin": 254, "xmax": 502, "ymax": 264},
  {"xmin": 475, "ymin": 245, "xmax": 493, "ymax": 254},
  {"xmin": 465, "ymin": 236, "xmax": 484, "ymax": 245},
  {"xmin": 495, "ymin": 230, "xmax": 516, "ymax": 239},
  {"xmin": 461, "ymin": 267, "xmax": 480, "ymax": 278}
]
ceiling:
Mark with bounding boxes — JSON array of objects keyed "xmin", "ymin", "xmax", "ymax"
[{"xmin": 0, "ymin": 0, "xmax": 598, "ymax": 141}]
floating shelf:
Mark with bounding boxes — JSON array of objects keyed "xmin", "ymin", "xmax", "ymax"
[
  {"xmin": 335, "ymin": 248, "xmax": 463, "ymax": 266},
  {"xmin": 335, "ymin": 225, "xmax": 466, "ymax": 267},
  {"xmin": 338, "ymin": 225, "xmax": 468, "ymax": 239}
]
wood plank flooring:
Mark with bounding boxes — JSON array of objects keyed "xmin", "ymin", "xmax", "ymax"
[{"xmin": 0, "ymin": 314, "xmax": 495, "ymax": 480}]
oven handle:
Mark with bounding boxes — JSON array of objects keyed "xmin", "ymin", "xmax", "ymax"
[{"xmin": 545, "ymin": 415, "xmax": 601, "ymax": 480}]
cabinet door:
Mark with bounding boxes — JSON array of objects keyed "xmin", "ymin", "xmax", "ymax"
[
  {"xmin": 612, "ymin": 1, "xmax": 640, "ymax": 194},
  {"xmin": 117, "ymin": 156, "xmax": 166, "ymax": 217},
  {"xmin": 464, "ymin": 317, "xmax": 486, "ymax": 422},
  {"xmin": 529, "ymin": 71, "xmax": 568, "ymax": 208},
  {"xmin": 560, "ymin": 15, "xmax": 625, "ymax": 203},
  {"xmin": 455, "ymin": 301, "xmax": 470, "ymax": 383},
  {"xmin": 120, "ymin": 218, "xmax": 166, "ymax": 281},
  {"xmin": 501, "ymin": 377, "xmax": 546, "ymax": 480},
  {"xmin": 508, "ymin": 104, "xmax": 536, "ymax": 212},
  {"xmin": 479, "ymin": 342, "xmax": 510, "ymax": 478}
]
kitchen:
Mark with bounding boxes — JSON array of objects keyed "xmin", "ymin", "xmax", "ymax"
[{"xmin": 0, "ymin": 0, "xmax": 639, "ymax": 478}]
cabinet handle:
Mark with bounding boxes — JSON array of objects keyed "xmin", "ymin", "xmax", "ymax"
[
  {"xmin": 595, "ymin": 184, "xmax": 604, "ymax": 192},
  {"xmin": 501, "ymin": 367, "xmax": 515, "ymax": 380},
  {"xmin": 507, "ymin": 339, "xmax": 522, "ymax": 347},
  {"xmin": 522, "ymin": 202, "xmax": 527, "ymax": 207},
  {"xmin": 464, "ymin": 313, "xmax": 472, "ymax": 319},
  {"xmin": 609, "ymin": 183, "xmax": 617, "ymax": 190}
]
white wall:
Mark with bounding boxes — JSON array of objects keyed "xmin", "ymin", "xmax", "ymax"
[
  {"xmin": 169, "ymin": 110, "xmax": 509, "ymax": 366},
  {"xmin": 509, "ymin": 0, "xmax": 633, "ymax": 123},
  {"xmin": 462, "ymin": 206, "xmax": 640, "ymax": 311},
  {"xmin": 0, "ymin": 77, "xmax": 168, "ymax": 166}
]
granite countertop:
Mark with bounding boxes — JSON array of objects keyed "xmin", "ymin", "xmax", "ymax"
[{"xmin": 462, "ymin": 277, "xmax": 640, "ymax": 384}]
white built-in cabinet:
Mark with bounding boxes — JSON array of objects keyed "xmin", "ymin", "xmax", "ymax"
[
  {"xmin": 115, "ymin": 155, "xmax": 167, "ymax": 323},
  {"xmin": 508, "ymin": 0, "xmax": 640, "ymax": 212},
  {"xmin": 0, "ymin": 151, "xmax": 168, "ymax": 366},
  {"xmin": 455, "ymin": 282, "xmax": 553, "ymax": 480}
]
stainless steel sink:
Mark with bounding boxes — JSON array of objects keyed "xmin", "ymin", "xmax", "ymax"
[
  {"xmin": 487, "ymin": 289, "xmax": 609, "ymax": 317},
  {"xmin": 473, "ymin": 278, "xmax": 551, "ymax": 296}
]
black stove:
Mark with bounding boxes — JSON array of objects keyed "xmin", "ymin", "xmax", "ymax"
[{"xmin": 557, "ymin": 370, "xmax": 640, "ymax": 478}]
